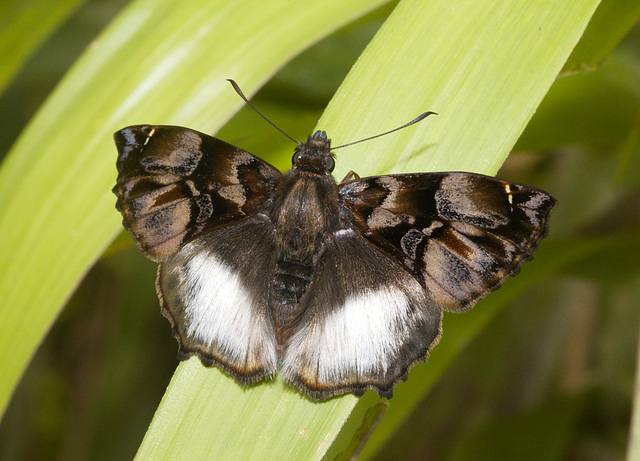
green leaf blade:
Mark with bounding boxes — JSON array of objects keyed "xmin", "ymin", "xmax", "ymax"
[
  {"xmin": 0, "ymin": 0, "xmax": 87, "ymax": 94},
  {"xmin": 136, "ymin": 361, "xmax": 358, "ymax": 460},
  {"xmin": 0, "ymin": 0, "xmax": 606, "ymax": 458},
  {"xmin": 137, "ymin": 0, "xmax": 601, "ymax": 459}
]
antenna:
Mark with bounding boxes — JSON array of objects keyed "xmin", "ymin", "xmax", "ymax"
[
  {"xmin": 227, "ymin": 79, "xmax": 435, "ymax": 150},
  {"xmin": 227, "ymin": 79, "xmax": 300, "ymax": 145},
  {"xmin": 330, "ymin": 111, "xmax": 436, "ymax": 150}
]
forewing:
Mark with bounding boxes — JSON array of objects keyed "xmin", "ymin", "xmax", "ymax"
[
  {"xmin": 282, "ymin": 230, "xmax": 442, "ymax": 399},
  {"xmin": 158, "ymin": 213, "xmax": 279, "ymax": 382},
  {"xmin": 113, "ymin": 125, "xmax": 282, "ymax": 261},
  {"xmin": 339, "ymin": 172, "xmax": 556, "ymax": 311}
]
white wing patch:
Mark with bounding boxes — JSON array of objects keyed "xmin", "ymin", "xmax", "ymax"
[
  {"xmin": 283, "ymin": 286, "xmax": 411, "ymax": 383},
  {"xmin": 179, "ymin": 250, "xmax": 277, "ymax": 369}
]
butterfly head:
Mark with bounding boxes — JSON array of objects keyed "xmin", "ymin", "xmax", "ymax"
[{"xmin": 292, "ymin": 130, "xmax": 335, "ymax": 175}]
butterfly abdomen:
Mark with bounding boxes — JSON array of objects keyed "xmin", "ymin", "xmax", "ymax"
[{"xmin": 269, "ymin": 258, "xmax": 314, "ymax": 344}]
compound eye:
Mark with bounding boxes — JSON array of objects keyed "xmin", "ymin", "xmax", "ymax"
[
  {"xmin": 325, "ymin": 155, "xmax": 335, "ymax": 172},
  {"xmin": 292, "ymin": 152, "xmax": 303, "ymax": 165}
]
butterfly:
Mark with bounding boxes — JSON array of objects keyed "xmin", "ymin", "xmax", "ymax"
[{"xmin": 113, "ymin": 81, "xmax": 556, "ymax": 400}]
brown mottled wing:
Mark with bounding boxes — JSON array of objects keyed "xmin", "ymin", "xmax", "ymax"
[
  {"xmin": 281, "ymin": 228, "xmax": 443, "ymax": 400},
  {"xmin": 113, "ymin": 125, "xmax": 282, "ymax": 261},
  {"xmin": 338, "ymin": 172, "xmax": 556, "ymax": 311}
]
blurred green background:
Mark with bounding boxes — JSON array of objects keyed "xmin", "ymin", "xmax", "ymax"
[{"xmin": 0, "ymin": 0, "xmax": 639, "ymax": 460}]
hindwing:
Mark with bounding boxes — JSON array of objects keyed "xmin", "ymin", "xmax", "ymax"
[
  {"xmin": 158, "ymin": 214, "xmax": 279, "ymax": 382},
  {"xmin": 282, "ymin": 229, "xmax": 442, "ymax": 399}
]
